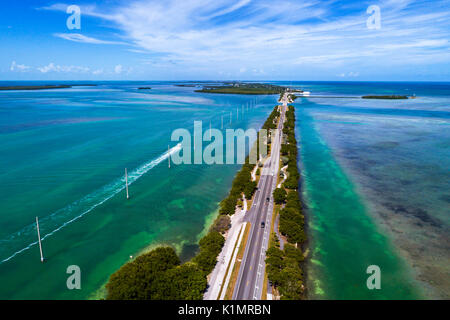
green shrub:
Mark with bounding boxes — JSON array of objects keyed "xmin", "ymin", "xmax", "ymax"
[
  {"xmin": 152, "ymin": 263, "xmax": 207, "ymax": 300},
  {"xmin": 193, "ymin": 231, "xmax": 225, "ymax": 275},
  {"xmin": 265, "ymin": 242, "xmax": 304, "ymax": 300},
  {"xmin": 106, "ymin": 247, "xmax": 180, "ymax": 300},
  {"xmin": 273, "ymin": 188, "xmax": 287, "ymax": 204},
  {"xmin": 210, "ymin": 215, "xmax": 231, "ymax": 234}
]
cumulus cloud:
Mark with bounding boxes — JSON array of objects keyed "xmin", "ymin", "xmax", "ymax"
[
  {"xmin": 10, "ymin": 61, "xmax": 31, "ymax": 72},
  {"xmin": 37, "ymin": 0, "xmax": 450, "ymax": 77},
  {"xmin": 92, "ymin": 69, "xmax": 104, "ymax": 75},
  {"xmin": 114, "ymin": 64, "xmax": 123, "ymax": 74},
  {"xmin": 338, "ymin": 72, "xmax": 360, "ymax": 78},
  {"xmin": 37, "ymin": 63, "xmax": 90, "ymax": 73}
]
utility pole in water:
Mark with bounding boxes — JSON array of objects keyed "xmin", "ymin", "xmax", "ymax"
[
  {"xmin": 125, "ymin": 168, "xmax": 129, "ymax": 199},
  {"xmin": 36, "ymin": 216, "xmax": 44, "ymax": 263}
]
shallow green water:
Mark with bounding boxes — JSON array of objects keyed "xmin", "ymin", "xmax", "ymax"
[
  {"xmin": 0, "ymin": 82, "xmax": 277, "ymax": 299},
  {"xmin": 296, "ymin": 104, "xmax": 421, "ymax": 299},
  {"xmin": 1, "ymin": 81, "xmax": 447, "ymax": 299}
]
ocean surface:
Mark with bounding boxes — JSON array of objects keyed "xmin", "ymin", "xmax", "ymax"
[
  {"xmin": 0, "ymin": 81, "xmax": 448, "ymax": 299},
  {"xmin": 282, "ymin": 81, "xmax": 449, "ymax": 299},
  {"xmin": 0, "ymin": 81, "xmax": 277, "ymax": 299}
]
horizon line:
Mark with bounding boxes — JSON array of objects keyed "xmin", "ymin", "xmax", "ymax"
[{"xmin": 1, "ymin": 79, "xmax": 450, "ymax": 83}]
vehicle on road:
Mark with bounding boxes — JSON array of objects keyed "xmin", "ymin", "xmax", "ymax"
[
  {"xmin": 261, "ymin": 221, "xmax": 265, "ymax": 228},
  {"xmin": 266, "ymin": 197, "xmax": 270, "ymax": 202}
]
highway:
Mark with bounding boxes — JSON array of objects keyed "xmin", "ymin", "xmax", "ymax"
[{"xmin": 232, "ymin": 93, "xmax": 288, "ymax": 300}]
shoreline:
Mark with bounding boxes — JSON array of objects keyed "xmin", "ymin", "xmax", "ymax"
[
  {"xmin": 101, "ymin": 101, "xmax": 280, "ymax": 300},
  {"xmin": 311, "ymin": 106, "xmax": 448, "ymax": 299},
  {"xmin": 91, "ymin": 204, "xmax": 222, "ymax": 300},
  {"xmin": 329, "ymin": 152, "xmax": 444, "ymax": 299},
  {"xmin": 0, "ymin": 84, "xmax": 98, "ymax": 91},
  {"xmin": 297, "ymin": 102, "xmax": 424, "ymax": 299}
]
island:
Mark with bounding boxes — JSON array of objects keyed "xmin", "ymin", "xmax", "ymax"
[
  {"xmin": 362, "ymin": 95, "xmax": 408, "ymax": 99},
  {"xmin": 0, "ymin": 84, "xmax": 97, "ymax": 91},
  {"xmin": 195, "ymin": 82, "xmax": 287, "ymax": 95}
]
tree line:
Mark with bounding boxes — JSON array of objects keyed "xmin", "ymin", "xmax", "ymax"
[
  {"xmin": 267, "ymin": 104, "xmax": 306, "ymax": 299},
  {"xmin": 219, "ymin": 106, "xmax": 280, "ymax": 215},
  {"xmin": 105, "ymin": 106, "xmax": 281, "ymax": 300},
  {"xmin": 106, "ymin": 247, "xmax": 207, "ymax": 300},
  {"xmin": 266, "ymin": 239, "xmax": 304, "ymax": 299}
]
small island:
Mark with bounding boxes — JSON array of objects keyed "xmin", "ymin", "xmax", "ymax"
[
  {"xmin": 362, "ymin": 95, "xmax": 408, "ymax": 99},
  {"xmin": 195, "ymin": 82, "xmax": 287, "ymax": 95},
  {"xmin": 0, "ymin": 85, "xmax": 71, "ymax": 91},
  {"xmin": 0, "ymin": 84, "xmax": 97, "ymax": 91}
]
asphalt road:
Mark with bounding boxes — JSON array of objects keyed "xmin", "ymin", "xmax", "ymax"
[{"xmin": 233, "ymin": 95, "xmax": 287, "ymax": 300}]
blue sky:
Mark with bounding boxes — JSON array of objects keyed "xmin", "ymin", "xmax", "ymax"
[{"xmin": 1, "ymin": 0, "xmax": 449, "ymax": 81}]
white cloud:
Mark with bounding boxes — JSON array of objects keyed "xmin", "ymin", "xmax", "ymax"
[
  {"xmin": 252, "ymin": 68, "xmax": 265, "ymax": 75},
  {"xmin": 114, "ymin": 64, "xmax": 123, "ymax": 74},
  {"xmin": 54, "ymin": 33, "xmax": 127, "ymax": 45},
  {"xmin": 369, "ymin": 39, "xmax": 448, "ymax": 51},
  {"xmin": 338, "ymin": 71, "xmax": 359, "ymax": 78},
  {"xmin": 85, "ymin": 1, "xmax": 447, "ymax": 65},
  {"xmin": 37, "ymin": 0, "xmax": 450, "ymax": 77},
  {"xmin": 37, "ymin": 63, "xmax": 57, "ymax": 73},
  {"xmin": 203, "ymin": 0, "xmax": 251, "ymax": 19},
  {"xmin": 10, "ymin": 61, "xmax": 31, "ymax": 72},
  {"xmin": 92, "ymin": 69, "xmax": 104, "ymax": 75},
  {"xmin": 37, "ymin": 62, "xmax": 90, "ymax": 73}
]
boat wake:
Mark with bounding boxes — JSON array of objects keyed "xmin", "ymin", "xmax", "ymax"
[{"xmin": 0, "ymin": 144, "xmax": 182, "ymax": 264}]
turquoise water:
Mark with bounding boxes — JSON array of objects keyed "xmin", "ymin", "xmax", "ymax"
[
  {"xmin": 285, "ymin": 82, "xmax": 449, "ymax": 299},
  {"xmin": 0, "ymin": 82, "xmax": 277, "ymax": 299},
  {"xmin": 1, "ymin": 81, "xmax": 448, "ymax": 299},
  {"xmin": 295, "ymin": 105, "xmax": 420, "ymax": 299}
]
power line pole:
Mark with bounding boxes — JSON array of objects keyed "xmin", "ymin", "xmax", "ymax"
[
  {"xmin": 36, "ymin": 216, "xmax": 44, "ymax": 263},
  {"xmin": 125, "ymin": 168, "xmax": 129, "ymax": 199}
]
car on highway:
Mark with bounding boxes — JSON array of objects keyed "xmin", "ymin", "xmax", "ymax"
[
  {"xmin": 266, "ymin": 197, "xmax": 270, "ymax": 202},
  {"xmin": 261, "ymin": 221, "xmax": 265, "ymax": 228}
]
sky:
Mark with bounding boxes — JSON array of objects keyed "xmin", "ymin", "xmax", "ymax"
[{"xmin": 1, "ymin": 0, "xmax": 449, "ymax": 81}]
